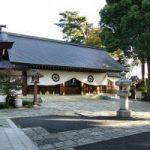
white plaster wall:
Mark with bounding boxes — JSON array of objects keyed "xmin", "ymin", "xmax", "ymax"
[{"xmin": 130, "ymin": 63, "xmax": 147, "ymax": 79}]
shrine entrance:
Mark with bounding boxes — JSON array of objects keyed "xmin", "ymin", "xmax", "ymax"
[{"xmin": 65, "ymin": 78, "xmax": 81, "ymax": 95}]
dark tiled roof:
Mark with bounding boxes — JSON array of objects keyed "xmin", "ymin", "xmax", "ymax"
[
  {"xmin": 7, "ymin": 32, "xmax": 124, "ymax": 72},
  {"xmin": 130, "ymin": 76, "xmax": 140, "ymax": 82},
  {"xmin": 0, "ymin": 60, "xmax": 12, "ymax": 69}
]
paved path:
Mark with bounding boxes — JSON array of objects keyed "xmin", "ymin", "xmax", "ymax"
[
  {"xmin": 76, "ymin": 131, "xmax": 150, "ymax": 150},
  {"xmin": 0, "ymin": 95, "xmax": 150, "ymax": 150},
  {"xmin": 22, "ymin": 121, "xmax": 150, "ymax": 150},
  {"xmin": 1, "ymin": 96, "xmax": 150, "ymax": 119},
  {"xmin": 0, "ymin": 119, "xmax": 39, "ymax": 150}
]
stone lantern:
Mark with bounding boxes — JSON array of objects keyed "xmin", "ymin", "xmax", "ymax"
[
  {"xmin": 116, "ymin": 71, "xmax": 132, "ymax": 118},
  {"xmin": 31, "ymin": 69, "xmax": 42, "ymax": 105}
]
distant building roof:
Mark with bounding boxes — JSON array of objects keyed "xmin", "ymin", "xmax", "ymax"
[{"xmin": 6, "ymin": 32, "xmax": 124, "ymax": 72}]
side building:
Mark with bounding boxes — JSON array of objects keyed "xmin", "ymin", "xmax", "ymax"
[{"xmin": 0, "ymin": 32, "xmax": 124, "ymax": 96}]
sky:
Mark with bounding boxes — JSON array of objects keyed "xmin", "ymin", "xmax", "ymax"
[{"xmin": 0, "ymin": 0, "xmax": 106, "ymax": 40}]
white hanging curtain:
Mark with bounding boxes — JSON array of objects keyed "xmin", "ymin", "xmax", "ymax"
[
  {"xmin": 27, "ymin": 70, "xmax": 108, "ymax": 86},
  {"xmin": 107, "ymin": 77, "xmax": 119, "ymax": 82}
]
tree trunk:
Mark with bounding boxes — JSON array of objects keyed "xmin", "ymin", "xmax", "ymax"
[
  {"xmin": 22, "ymin": 71, "xmax": 27, "ymax": 96},
  {"xmin": 141, "ymin": 61, "xmax": 146, "ymax": 86},
  {"xmin": 146, "ymin": 58, "xmax": 150, "ymax": 100}
]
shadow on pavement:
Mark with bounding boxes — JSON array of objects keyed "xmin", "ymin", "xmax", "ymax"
[
  {"xmin": 12, "ymin": 114, "xmax": 145, "ymax": 133},
  {"xmin": 75, "ymin": 131, "xmax": 150, "ymax": 150}
]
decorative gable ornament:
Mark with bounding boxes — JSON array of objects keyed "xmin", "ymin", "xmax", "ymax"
[
  {"xmin": 88, "ymin": 75, "xmax": 94, "ymax": 83},
  {"xmin": 52, "ymin": 73, "xmax": 60, "ymax": 82}
]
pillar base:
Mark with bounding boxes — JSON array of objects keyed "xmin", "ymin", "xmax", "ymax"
[{"xmin": 117, "ymin": 109, "xmax": 131, "ymax": 118}]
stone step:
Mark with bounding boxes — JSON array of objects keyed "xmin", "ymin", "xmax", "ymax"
[
  {"xmin": 4, "ymin": 128, "xmax": 27, "ymax": 150},
  {"xmin": 0, "ymin": 128, "xmax": 13, "ymax": 150},
  {"xmin": 7, "ymin": 119, "xmax": 39, "ymax": 150}
]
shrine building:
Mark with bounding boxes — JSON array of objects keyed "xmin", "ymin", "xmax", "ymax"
[{"xmin": 0, "ymin": 31, "xmax": 124, "ymax": 96}]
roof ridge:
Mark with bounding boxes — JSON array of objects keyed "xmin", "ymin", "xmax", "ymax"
[{"xmin": 4, "ymin": 31, "xmax": 105, "ymax": 51}]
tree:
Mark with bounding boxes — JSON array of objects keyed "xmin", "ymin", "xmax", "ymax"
[
  {"xmin": 84, "ymin": 28, "xmax": 104, "ymax": 48},
  {"xmin": 100, "ymin": 0, "xmax": 150, "ymax": 99},
  {"xmin": 110, "ymin": 49, "xmax": 129, "ymax": 67},
  {"xmin": 0, "ymin": 70, "xmax": 21, "ymax": 107},
  {"xmin": 56, "ymin": 11, "xmax": 106, "ymax": 49},
  {"xmin": 56, "ymin": 11, "xmax": 92, "ymax": 44}
]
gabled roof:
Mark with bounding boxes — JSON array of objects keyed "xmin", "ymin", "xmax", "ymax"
[{"xmin": 6, "ymin": 32, "xmax": 124, "ymax": 72}]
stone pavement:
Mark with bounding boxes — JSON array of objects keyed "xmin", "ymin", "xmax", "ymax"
[
  {"xmin": 23, "ymin": 121, "xmax": 150, "ymax": 150},
  {"xmin": 0, "ymin": 95, "xmax": 150, "ymax": 150},
  {"xmin": 1, "ymin": 95, "xmax": 150, "ymax": 119},
  {"xmin": 0, "ymin": 119, "xmax": 39, "ymax": 150}
]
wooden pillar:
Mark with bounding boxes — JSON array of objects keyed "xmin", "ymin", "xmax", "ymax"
[
  {"xmin": 60, "ymin": 83, "xmax": 65, "ymax": 95},
  {"xmin": 96, "ymin": 86, "xmax": 100, "ymax": 94},
  {"xmin": 22, "ymin": 71, "xmax": 27, "ymax": 96},
  {"xmin": 81, "ymin": 82, "xmax": 84, "ymax": 95},
  {"xmin": 33, "ymin": 82, "xmax": 38, "ymax": 105},
  {"xmin": 99, "ymin": 86, "xmax": 102, "ymax": 93}
]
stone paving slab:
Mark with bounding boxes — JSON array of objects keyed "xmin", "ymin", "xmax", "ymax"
[
  {"xmin": 0, "ymin": 128, "xmax": 14, "ymax": 150},
  {"xmin": 22, "ymin": 121, "xmax": 150, "ymax": 150},
  {"xmin": 0, "ymin": 118, "xmax": 10, "ymax": 128}
]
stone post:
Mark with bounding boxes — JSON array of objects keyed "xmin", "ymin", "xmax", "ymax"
[{"xmin": 115, "ymin": 72, "xmax": 132, "ymax": 118}]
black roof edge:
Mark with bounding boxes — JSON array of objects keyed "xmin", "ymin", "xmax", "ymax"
[
  {"xmin": 4, "ymin": 32, "xmax": 106, "ymax": 51},
  {"xmin": 12, "ymin": 62, "xmax": 122, "ymax": 73}
]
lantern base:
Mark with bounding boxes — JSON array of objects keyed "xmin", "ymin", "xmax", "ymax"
[{"xmin": 117, "ymin": 109, "xmax": 131, "ymax": 118}]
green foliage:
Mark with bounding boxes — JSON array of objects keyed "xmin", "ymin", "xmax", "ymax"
[
  {"xmin": 84, "ymin": 28, "xmax": 104, "ymax": 48},
  {"xmin": 139, "ymin": 86, "xmax": 147, "ymax": 94},
  {"xmin": 0, "ymin": 102, "xmax": 9, "ymax": 109},
  {"xmin": 5, "ymin": 95, "xmax": 16, "ymax": 107},
  {"xmin": 0, "ymin": 76, "xmax": 21, "ymax": 96},
  {"xmin": 56, "ymin": 11, "xmax": 93, "ymax": 44},
  {"xmin": 110, "ymin": 49, "xmax": 129, "ymax": 67},
  {"xmin": 100, "ymin": 0, "xmax": 150, "ymax": 57},
  {"xmin": 56, "ymin": 11, "xmax": 105, "ymax": 50},
  {"xmin": 100, "ymin": 0, "xmax": 150, "ymax": 97},
  {"xmin": 0, "ymin": 74, "xmax": 21, "ymax": 107}
]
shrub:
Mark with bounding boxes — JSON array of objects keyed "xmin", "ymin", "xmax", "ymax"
[
  {"xmin": 139, "ymin": 86, "xmax": 147, "ymax": 95},
  {"xmin": 0, "ymin": 102, "xmax": 9, "ymax": 109},
  {"xmin": 23, "ymin": 101, "xmax": 33, "ymax": 108},
  {"xmin": 5, "ymin": 95, "xmax": 16, "ymax": 107}
]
